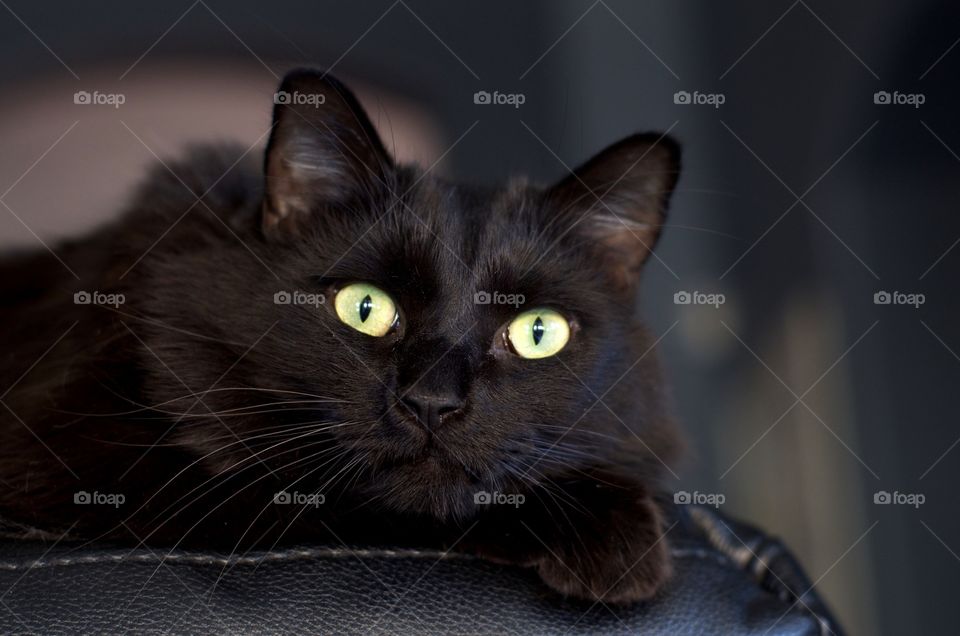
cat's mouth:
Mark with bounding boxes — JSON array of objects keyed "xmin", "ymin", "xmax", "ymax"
[
  {"xmin": 377, "ymin": 438, "xmax": 461, "ymax": 470},
  {"xmin": 369, "ymin": 453, "xmax": 485, "ymax": 520},
  {"xmin": 359, "ymin": 405, "xmax": 499, "ymax": 519}
]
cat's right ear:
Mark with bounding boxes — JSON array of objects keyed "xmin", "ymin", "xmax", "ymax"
[
  {"xmin": 545, "ymin": 133, "xmax": 680, "ymax": 291},
  {"xmin": 262, "ymin": 69, "xmax": 393, "ymax": 234}
]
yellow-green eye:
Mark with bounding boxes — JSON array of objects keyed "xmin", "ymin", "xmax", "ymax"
[
  {"xmin": 334, "ymin": 283, "xmax": 397, "ymax": 337},
  {"xmin": 506, "ymin": 308, "xmax": 571, "ymax": 359}
]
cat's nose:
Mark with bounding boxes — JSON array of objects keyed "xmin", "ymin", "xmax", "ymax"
[{"xmin": 400, "ymin": 392, "xmax": 464, "ymax": 431}]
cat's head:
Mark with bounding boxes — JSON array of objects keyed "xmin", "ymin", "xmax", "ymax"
[{"xmin": 150, "ymin": 69, "xmax": 681, "ymax": 521}]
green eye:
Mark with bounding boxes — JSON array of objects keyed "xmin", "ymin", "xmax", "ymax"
[
  {"xmin": 506, "ymin": 308, "xmax": 571, "ymax": 359},
  {"xmin": 334, "ymin": 283, "xmax": 397, "ymax": 337}
]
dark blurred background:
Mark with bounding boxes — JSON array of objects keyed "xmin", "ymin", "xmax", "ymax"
[{"xmin": 0, "ymin": 1, "xmax": 956, "ymax": 633}]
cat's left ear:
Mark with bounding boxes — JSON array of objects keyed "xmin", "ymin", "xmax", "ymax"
[
  {"xmin": 546, "ymin": 133, "xmax": 680, "ymax": 290},
  {"xmin": 262, "ymin": 69, "xmax": 393, "ymax": 234}
]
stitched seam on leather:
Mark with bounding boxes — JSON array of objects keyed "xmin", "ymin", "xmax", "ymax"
[
  {"xmin": 670, "ymin": 547, "xmax": 733, "ymax": 567},
  {"xmin": 676, "ymin": 549, "xmax": 832, "ymax": 636},
  {"xmin": 0, "ymin": 547, "xmax": 481, "ymax": 571},
  {"xmin": 687, "ymin": 506, "xmax": 835, "ymax": 636},
  {"xmin": 0, "ymin": 546, "xmax": 729, "ymax": 572},
  {"xmin": 0, "ymin": 545, "xmax": 837, "ymax": 633}
]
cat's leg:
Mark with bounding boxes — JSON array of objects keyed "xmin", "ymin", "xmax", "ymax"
[{"xmin": 465, "ymin": 471, "xmax": 673, "ymax": 604}]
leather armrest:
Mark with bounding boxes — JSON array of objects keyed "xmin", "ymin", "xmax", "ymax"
[{"xmin": 0, "ymin": 505, "xmax": 842, "ymax": 635}]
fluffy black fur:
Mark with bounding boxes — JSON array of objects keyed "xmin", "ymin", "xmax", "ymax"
[{"xmin": 0, "ymin": 69, "xmax": 683, "ymax": 604}]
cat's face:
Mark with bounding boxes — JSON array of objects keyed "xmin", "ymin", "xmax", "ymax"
[{"xmin": 149, "ymin": 70, "xmax": 680, "ymax": 521}]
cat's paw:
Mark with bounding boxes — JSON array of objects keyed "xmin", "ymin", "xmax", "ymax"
[
  {"xmin": 536, "ymin": 526, "xmax": 672, "ymax": 604},
  {"xmin": 539, "ymin": 528, "xmax": 673, "ymax": 605},
  {"xmin": 538, "ymin": 537, "xmax": 673, "ymax": 605}
]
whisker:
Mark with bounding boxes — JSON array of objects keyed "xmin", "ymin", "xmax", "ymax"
[
  {"xmin": 206, "ymin": 449, "xmax": 367, "ymax": 596},
  {"xmin": 137, "ymin": 422, "xmax": 362, "ymax": 534},
  {"xmin": 120, "ymin": 442, "xmax": 358, "ymax": 610},
  {"xmin": 80, "ymin": 418, "xmax": 353, "ymax": 448},
  {"xmin": 113, "ymin": 421, "xmax": 360, "ymax": 537}
]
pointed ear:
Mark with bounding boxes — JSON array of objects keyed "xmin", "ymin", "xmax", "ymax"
[
  {"xmin": 546, "ymin": 133, "xmax": 680, "ymax": 290},
  {"xmin": 262, "ymin": 69, "xmax": 393, "ymax": 234}
]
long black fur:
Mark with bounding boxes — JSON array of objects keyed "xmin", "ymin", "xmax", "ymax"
[{"xmin": 0, "ymin": 69, "xmax": 683, "ymax": 604}]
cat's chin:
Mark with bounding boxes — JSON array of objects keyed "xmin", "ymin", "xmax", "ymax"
[{"xmin": 369, "ymin": 454, "xmax": 483, "ymax": 521}]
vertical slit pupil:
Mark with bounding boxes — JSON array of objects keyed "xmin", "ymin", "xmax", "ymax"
[
  {"xmin": 532, "ymin": 316, "xmax": 544, "ymax": 345},
  {"xmin": 359, "ymin": 295, "xmax": 373, "ymax": 322}
]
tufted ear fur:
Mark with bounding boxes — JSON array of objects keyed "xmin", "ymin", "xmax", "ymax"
[
  {"xmin": 546, "ymin": 133, "xmax": 680, "ymax": 290},
  {"xmin": 262, "ymin": 69, "xmax": 393, "ymax": 234}
]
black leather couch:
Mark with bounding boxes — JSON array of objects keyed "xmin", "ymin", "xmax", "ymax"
[{"xmin": 0, "ymin": 505, "xmax": 842, "ymax": 634}]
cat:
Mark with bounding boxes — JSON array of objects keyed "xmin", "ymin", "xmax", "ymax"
[{"xmin": 0, "ymin": 68, "xmax": 683, "ymax": 604}]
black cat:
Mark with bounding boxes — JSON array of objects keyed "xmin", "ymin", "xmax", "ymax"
[{"xmin": 0, "ymin": 69, "xmax": 682, "ymax": 604}]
